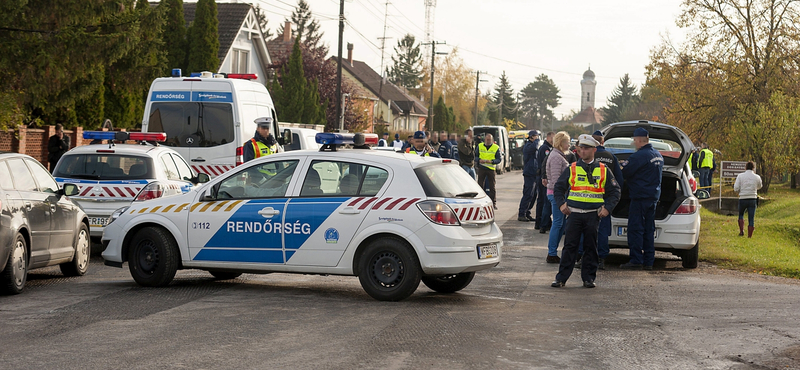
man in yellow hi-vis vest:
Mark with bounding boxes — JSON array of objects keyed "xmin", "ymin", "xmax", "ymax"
[
  {"xmin": 476, "ymin": 134, "xmax": 502, "ymax": 210},
  {"xmin": 243, "ymin": 117, "xmax": 278, "ymax": 163},
  {"xmin": 551, "ymin": 134, "xmax": 620, "ymax": 288},
  {"xmin": 698, "ymin": 142, "xmax": 714, "ymax": 189}
]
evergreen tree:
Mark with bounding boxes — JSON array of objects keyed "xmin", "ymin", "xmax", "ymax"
[
  {"xmin": 602, "ymin": 74, "xmax": 640, "ymax": 125},
  {"xmin": 75, "ymin": 71, "xmax": 105, "ymax": 128},
  {"xmin": 387, "ymin": 34, "xmax": 424, "ymax": 94},
  {"xmin": 253, "ymin": 4, "xmax": 274, "ymax": 40},
  {"xmin": 186, "ymin": 0, "xmax": 219, "ymax": 73},
  {"xmin": 270, "ymin": 38, "xmax": 325, "ymax": 124},
  {"xmin": 161, "ymin": 0, "xmax": 187, "ymax": 72},
  {"xmin": 278, "ymin": 0, "xmax": 326, "ymax": 53},
  {"xmin": 519, "ymin": 74, "xmax": 561, "ymax": 130},
  {"xmin": 487, "ymin": 72, "xmax": 516, "ymax": 125}
]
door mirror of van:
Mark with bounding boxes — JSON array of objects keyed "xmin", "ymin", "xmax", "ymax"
[
  {"xmin": 60, "ymin": 183, "xmax": 80, "ymax": 197},
  {"xmin": 279, "ymin": 128, "xmax": 293, "ymax": 146},
  {"xmin": 191, "ymin": 173, "xmax": 210, "ymax": 184}
]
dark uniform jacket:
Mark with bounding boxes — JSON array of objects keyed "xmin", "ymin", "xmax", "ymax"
[
  {"xmin": 437, "ymin": 140, "xmax": 453, "ymax": 159},
  {"xmin": 242, "ymin": 131, "xmax": 277, "ymax": 163},
  {"xmin": 48, "ymin": 134, "xmax": 70, "ymax": 164},
  {"xmin": 535, "ymin": 140, "xmax": 552, "ymax": 177},
  {"xmin": 553, "ymin": 159, "xmax": 621, "ymax": 211},
  {"xmin": 522, "ymin": 139, "xmax": 539, "ymax": 177},
  {"xmin": 594, "ymin": 145, "xmax": 624, "ymax": 188},
  {"xmin": 621, "ymin": 143, "xmax": 664, "ymax": 201}
]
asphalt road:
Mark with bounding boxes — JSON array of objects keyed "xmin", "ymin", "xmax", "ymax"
[{"xmin": 1, "ymin": 171, "xmax": 799, "ymax": 369}]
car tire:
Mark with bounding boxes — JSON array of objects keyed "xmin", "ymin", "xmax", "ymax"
[
  {"xmin": 127, "ymin": 227, "xmax": 179, "ymax": 287},
  {"xmin": 681, "ymin": 242, "xmax": 699, "ymax": 269},
  {"xmin": 358, "ymin": 238, "xmax": 421, "ymax": 301},
  {"xmin": 209, "ymin": 271, "xmax": 242, "ymax": 280},
  {"xmin": 421, "ymin": 272, "xmax": 475, "ymax": 293},
  {"xmin": 1, "ymin": 234, "xmax": 28, "ymax": 295},
  {"xmin": 60, "ymin": 224, "xmax": 90, "ymax": 277}
]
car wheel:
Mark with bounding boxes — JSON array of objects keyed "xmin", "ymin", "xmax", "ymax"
[
  {"xmin": 60, "ymin": 224, "xmax": 90, "ymax": 277},
  {"xmin": 358, "ymin": 238, "xmax": 421, "ymax": 301},
  {"xmin": 421, "ymin": 272, "xmax": 475, "ymax": 293},
  {"xmin": 209, "ymin": 271, "xmax": 242, "ymax": 280},
  {"xmin": 681, "ymin": 242, "xmax": 699, "ymax": 269},
  {"xmin": 1, "ymin": 234, "xmax": 28, "ymax": 295},
  {"xmin": 127, "ymin": 227, "xmax": 179, "ymax": 287}
]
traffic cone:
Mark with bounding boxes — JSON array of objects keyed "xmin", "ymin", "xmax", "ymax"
[
  {"xmin": 738, "ymin": 219, "xmax": 744, "ymax": 236},
  {"xmin": 748, "ymin": 226, "xmax": 755, "ymax": 238}
]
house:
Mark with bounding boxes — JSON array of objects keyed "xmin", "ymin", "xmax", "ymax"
[
  {"xmin": 334, "ymin": 44, "xmax": 428, "ymax": 133},
  {"xmin": 571, "ymin": 106, "xmax": 604, "ymax": 131},
  {"xmin": 181, "ymin": 2, "xmax": 272, "ymax": 85}
]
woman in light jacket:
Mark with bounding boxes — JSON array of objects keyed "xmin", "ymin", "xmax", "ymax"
[
  {"xmin": 733, "ymin": 161, "xmax": 762, "ymax": 238},
  {"xmin": 544, "ymin": 131, "xmax": 571, "ymax": 263}
]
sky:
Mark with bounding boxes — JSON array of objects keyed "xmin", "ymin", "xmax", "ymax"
[{"xmin": 206, "ymin": 0, "xmax": 687, "ymax": 118}]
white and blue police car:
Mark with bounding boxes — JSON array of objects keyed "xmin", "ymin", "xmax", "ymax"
[
  {"xmin": 54, "ymin": 131, "xmax": 210, "ymax": 239},
  {"xmin": 101, "ymin": 133, "xmax": 502, "ymax": 301}
]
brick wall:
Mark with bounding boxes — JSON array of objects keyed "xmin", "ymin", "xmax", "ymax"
[{"xmin": 0, "ymin": 125, "xmax": 107, "ymax": 170}]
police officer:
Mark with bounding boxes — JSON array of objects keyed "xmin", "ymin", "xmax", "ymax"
[
  {"xmin": 535, "ymin": 132, "xmax": 554, "ymax": 231},
  {"xmin": 698, "ymin": 142, "xmax": 714, "ymax": 189},
  {"xmin": 517, "ymin": 130, "xmax": 540, "ymax": 222},
  {"xmin": 476, "ymin": 134, "xmax": 502, "ymax": 210},
  {"xmin": 243, "ymin": 117, "xmax": 278, "ymax": 163},
  {"xmin": 405, "ymin": 131, "xmax": 441, "ymax": 157},
  {"xmin": 620, "ymin": 128, "xmax": 664, "ymax": 270},
  {"xmin": 378, "ymin": 132, "xmax": 389, "ymax": 147},
  {"xmin": 591, "ymin": 130, "xmax": 624, "ymax": 270},
  {"xmin": 392, "ymin": 133, "xmax": 404, "ymax": 149},
  {"xmin": 437, "ymin": 132, "xmax": 453, "ymax": 159},
  {"xmin": 551, "ymin": 134, "xmax": 620, "ymax": 288}
]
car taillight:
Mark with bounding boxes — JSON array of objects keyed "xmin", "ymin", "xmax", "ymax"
[
  {"xmin": 688, "ymin": 177, "xmax": 697, "ymax": 192},
  {"xmin": 417, "ymin": 201, "xmax": 460, "ymax": 226},
  {"xmin": 675, "ymin": 198, "xmax": 699, "ymax": 214},
  {"xmin": 135, "ymin": 182, "xmax": 165, "ymax": 201},
  {"xmin": 235, "ymin": 146, "xmax": 244, "ymax": 166}
]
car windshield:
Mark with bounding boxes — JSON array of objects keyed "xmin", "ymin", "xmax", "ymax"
[
  {"xmin": 148, "ymin": 102, "xmax": 235, "ymax": 147},
  {"xmin": 54, "ymin": 154, "xmax": 155, "ymax": 180},
  {"xmin": 414, "ymin": 163, "xmax": 486, "ymax": 198},
  {"xmin": 604, "ymin": 137, "xmax": 684, "ymax": 165}
]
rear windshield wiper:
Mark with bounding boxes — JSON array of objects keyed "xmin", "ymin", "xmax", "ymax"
[{"xmin": 454, "ymin": 192, "xmax": 479, "ymax": 198}]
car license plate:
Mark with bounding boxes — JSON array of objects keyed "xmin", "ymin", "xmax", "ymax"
[
  {"xmin": 617, "ymin": 227, "xmax": 658, "ymax": 239},
  {"xmin": 477, "ymin": 243, "xmax": 498, "ymax": 259},
  {"xmin": 90, "ymin": 217, "xmax": 108, "ymax": 228}
]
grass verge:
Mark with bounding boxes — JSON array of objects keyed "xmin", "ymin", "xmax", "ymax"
[{"xmin": 700, "ymin": 184, "xmax": 800, "ymax": 279}]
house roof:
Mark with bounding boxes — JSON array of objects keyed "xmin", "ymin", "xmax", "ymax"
[
  {"xmin": 571, "ymin": 106, "xmax": 603, "ymax": 125},
  {"xmin": 337, "ymin": 59, "xmax": 428, "ymax": 116},
  {"xmin": 183, "ymin": 3, "xmax": 252, "ymax": 65}
]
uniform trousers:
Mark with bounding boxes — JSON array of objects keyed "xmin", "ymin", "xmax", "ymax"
[
  {"xmin": 518, "ymin": 175, "xmax": 537, "ymax": 218},
  {"xmin": 556, "ymin": 210, "xmax": 600, "ymax": 283},
  {"xmin": 534, "ymin": 181, "xmax": 551, "ymax": 229},
  {"xmin": 477, "ymin": 166, "xmax": 497, "ymax": 205},
  {"xmin": 597, "ymin": 215, "xmax": 611, "ymax": 259},
  {"xmin": 627, "ymin": 199, "xmax": 657, "ymax": 266}
]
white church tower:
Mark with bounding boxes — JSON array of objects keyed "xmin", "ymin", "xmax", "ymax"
[{"xmin": 580, "ymin": 67, "xmax": 596, "ymax": 111}]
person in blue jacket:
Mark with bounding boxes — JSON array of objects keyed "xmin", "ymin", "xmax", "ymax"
[
  {"xmin": 517, "ymin": 130, "xmax": 540, "ymax": 221},
  {"xmin": 591, "ymin": 130, "xmax": 624, "ymax": 270},
  {"xmin": 437, "ymin": 132, "xmax": 453, "ymax": 159},
  {"xmin": 619, "ymin": 127, "xmax": 664, "ymax": 270},
  {"xmin": 535, "ymin": 132, "xmax": 554, "ymax": 231}
]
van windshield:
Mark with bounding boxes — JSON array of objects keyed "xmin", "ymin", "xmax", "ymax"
[{"xmin": 149, "ymin": 102, "xmax": 235, "ymax": 147}]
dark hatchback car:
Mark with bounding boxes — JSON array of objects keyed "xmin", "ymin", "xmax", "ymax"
[{"xmin": 0, "ymin": 153, "xmax": 90, "ymax": 294}]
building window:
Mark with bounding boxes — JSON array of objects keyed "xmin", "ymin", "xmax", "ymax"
[{"xmin": 232, "ymin": 49, "xmax": 249, "ymax": 73}]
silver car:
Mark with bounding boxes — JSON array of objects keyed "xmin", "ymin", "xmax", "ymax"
[{"xmin": 603, "ymin": 121, "xmax": 701, "ymax": 268}]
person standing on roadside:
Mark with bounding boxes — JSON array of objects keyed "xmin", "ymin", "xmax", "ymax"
[
  {"xmin": 429, "ymin": 132, "xmax": 441, "ymax": 153},
  {"xmin": 698, "ymin": 142, "xmax": 714, "ymax": 190},
  {"xmin": 476, "ymin": 134, "xmax": 502, "ymax": 209},
  {"xmin": 392, "ymin": 133, "xmax": 404, "ymax": 149},
  {"xmin": 545, "ymin": 131, "xmax": 571, "ymax": 263},
  {"xmin": 457, "ymin": 129, "xmax": 476, "ymax": 179},
  {"xmin": 591, "ymin": 130, "xmax": 624, "ymax": 270},
  {"xmin": 518, "ymin": 130, "xmax": 541, "ymax": 222},
  {"xmin": 378, "ymin": 132, "xmax": 389, "ymax": 147},
  {"xmin": 734, "ymin": 161, "xmax": 762, "ymax": 238},
  {"xmin": 405, "ymin": 131, "xmax": 441, "ymax": 158},
  {"xmin": 535, "ymin": 132, "xmax": 554, "ymax": 232},
  {"xmin": 243, "ymin": 117, "xmax": 278, "ymax": 163},
  {"xmin": 437, "ymin": 132, "xmax": 453, "ymax": 159},
  {"xmin": 620, "ymin": 128, "xmax": 664, "ymax": 270},
  {"xmin": 551, "ymin": 134, "xmax": 620, "ymax": 288},
  {"xmin": 48, "ymin": 123, "xmax": 71, "ymax": 172}
]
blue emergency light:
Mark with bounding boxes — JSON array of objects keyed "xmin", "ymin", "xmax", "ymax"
[
  {"xmin": 315, "ymin": 132, "xmax": 355, "ymax": 145},
  {"xmin": 82, "ymin": 131, "xmax": 117, "ymax": 140},
  {"xmin": 171, "ymin": 68, "xmax": 182, "ymax": 77}
]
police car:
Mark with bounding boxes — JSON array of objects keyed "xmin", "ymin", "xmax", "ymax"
[
  {"xmin": 54, "ymin": 131, "xmax": 209, "ymax": 238},
  {"xmin": 101, "ymin": 133, "xmax": 502, "ymax": 301}
]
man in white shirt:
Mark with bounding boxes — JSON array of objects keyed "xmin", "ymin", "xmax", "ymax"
[{"xmin": 733, "ymin": 161, "xmax": 763, "ymax": 238}]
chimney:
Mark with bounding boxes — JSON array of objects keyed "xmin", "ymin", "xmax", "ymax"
[
  {"xmin": 283, "ymin": 22, "xmax": 292, "ymax": 43},
  {"xmin": 347, "ymin": 43, "xmax": 354, "ymax": 67}
]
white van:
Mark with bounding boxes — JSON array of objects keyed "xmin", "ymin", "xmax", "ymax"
[
  {"xmin": 471, "ymin": 125, "xmax": 511, "ymax": 173},
  {"xmin": 142, "ymin": 72, "xmax": 290, "ymax": 178},
  {"xmin": 281, "ymin": 127, "xmax": 321, "ymax": 151}
]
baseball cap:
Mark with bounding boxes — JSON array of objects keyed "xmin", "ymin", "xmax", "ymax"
[
  {"xmin": 254, "ymin": 117, "xmax": 273, "ymax": 128},
  {"xmin": 528, "ymin": 130, "xmax": 539, "ymax": 138},
  {"xmin": 577, "ymin": 134, "xmax": 600, "ymax": 147},
  {"xmin": 413, "ymin": 131, "xmax": 426, "ymax": 139},
  {"xmin": 592, "ymin": 130, "xmax": 603, "ymax": 137},
  {"xmin": 633, "ymin": 127, "xmax": 649, "ymax": 137},
  {"xmin": 395, "ymin": 133, "xmax": 400, "ymax": 139}
]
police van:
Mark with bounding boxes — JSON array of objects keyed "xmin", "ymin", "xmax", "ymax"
[
  {"xmin": 141, "ymin": 70, "xmax": 290, "ymax": 178},
  {"xmin": 101, "ymin": 133, "xmax": 502, "ymax": 301}
]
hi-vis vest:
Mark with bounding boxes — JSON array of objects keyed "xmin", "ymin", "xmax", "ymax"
[
  {"xmin": 700, "ymin": 148, "xmax": 713, "ymax": 168},
  {"xmin": 405, "ymin": 147, "xmax": 432, "ymax": 156},
  {"xmin": 250, "ymin": 138, "xmax": 276, "ymax": 159},
  {"xmin": 478, "ymin": 143, "xmax": 499, "ymax": 170},
  {"xmin": 567, "ymin": 162, "xmax": 607, "ymax": 204}
]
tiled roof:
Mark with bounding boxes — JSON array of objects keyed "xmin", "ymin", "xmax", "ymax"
[
  {"xmin": 337, "ymin": 59, "xmax": 427, "ymax": 116},
  {"xmin": 571, "ymin": 106, "xmax": 603, "ymax": 125},
  {"xmin": 183, "ymin": 2, "xmax": 252, "ymax": 65}
]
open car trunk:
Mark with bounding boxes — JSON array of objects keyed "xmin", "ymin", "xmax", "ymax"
[{"xmin": 612, "ymin": 170, "xmax": 688, "ymax": 220}]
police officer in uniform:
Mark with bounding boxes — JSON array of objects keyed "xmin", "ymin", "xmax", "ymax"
[
  {"xmin": 517, "ymin": 130, "xmax": 540, "ymax": 222},
  {"xmin": 591, "ymin": 130, "xmax": 624, "ymax": 270},
  {"xmin": 551, "ymin": 134, "xmax": 620, "ymax": 288},
  {"xmin": 698, "ymin": 142, "xmax": 714, "ymax": 189},
  {"xmin": 476, "ymin": 134, "xmax": 502, "ymax": 210},
  {"xmin": 405, "ymin": 131, "xmax": 441, "ymax": 157},
  {"xmin": 620, "ymin": 128, "xmax": 664, "ymax": 270},
  {"xmin": 243, "ymin": 117, "xmax": 278, "ymax": 163}
]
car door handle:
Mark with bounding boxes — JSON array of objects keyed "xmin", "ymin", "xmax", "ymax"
[
  {"xmin": 258, "ymin": 207, "xmax": 280, "ymax": 217},
  {"xmin": 24, "ymin": 201, "xmax": 31, "ymax": 211},
  {"xmin": 46, "ymin": 201, "xmax": 56, "ymax": 213},
  {"xmin": 191, "ymin": 158, "xmax": 206, "ymax": 162},
  {"xmin": 339, "ymin": 207, "xmax": 360, "ymax": 215}
]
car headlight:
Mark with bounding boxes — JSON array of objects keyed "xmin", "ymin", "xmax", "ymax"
[{"xmin": 109, "ymin": 206, "xmax": 130, "ymax": 225}]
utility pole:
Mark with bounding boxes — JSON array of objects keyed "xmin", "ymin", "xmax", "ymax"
[
  {"xmin": 335, "ymin": 0, "xmax": 345, "ymax": 131},
  {"xmin": 474, "ymin": 70, "xmax": 487, "ymax": 127},
  {"xmin": 377, "ymin": 2, "xmax": 392, "ymax": 127},
  {"xmin": 423, "ymin": 40, "xmax": 446, "ymax": 132}
]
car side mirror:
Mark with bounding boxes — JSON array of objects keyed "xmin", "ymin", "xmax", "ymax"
[
  {"xmin": 60, "ymin": 183, "xmax": 80, "ymax": 197},
  {"xmin": 191, "ymin": 173, "xmax": 210, "ymax": 184},
  {"xmin": 278, "ymin": 128, "xmax": 292, "ymax": 146}
]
